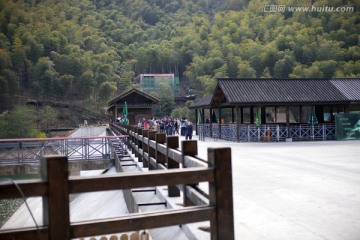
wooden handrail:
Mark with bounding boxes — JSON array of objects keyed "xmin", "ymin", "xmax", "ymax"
[{"xmin": 0, "ymin": 123, "xmax": 235, "ymax": 240}]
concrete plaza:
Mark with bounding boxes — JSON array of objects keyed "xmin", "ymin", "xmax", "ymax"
[
  {"xmin": 189, "ymin": 135, "xmax": 360, "ymax": 240},
  {"xmin": 2, "ymin": 127, "xmax": 359, "ymax": 240}
]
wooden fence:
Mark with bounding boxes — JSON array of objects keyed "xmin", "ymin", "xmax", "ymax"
[{"xmin": 0, "ymin": 123, "xmax": 234, "ymax": 240}]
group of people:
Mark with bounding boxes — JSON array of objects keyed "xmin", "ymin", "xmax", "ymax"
[{"xmin": 136, "ymin": 117, "xmax": 193, "ymax": 140}]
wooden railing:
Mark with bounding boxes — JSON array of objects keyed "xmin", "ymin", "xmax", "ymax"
[{"xmin": 0, "ymin": 124, "xmax": 234, "ymax": 239}]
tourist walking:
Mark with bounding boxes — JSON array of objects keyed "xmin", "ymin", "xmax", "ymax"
[{"xmin": 185, "ymin": 120, "xmax": 193, "ymax": 140}]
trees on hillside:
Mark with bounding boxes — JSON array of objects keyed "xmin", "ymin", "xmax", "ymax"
[{"xmin": 0, "ymin": 0, "xmax": 358, "ymax": 111}]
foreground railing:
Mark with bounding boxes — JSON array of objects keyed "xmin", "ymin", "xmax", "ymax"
[
  {"xmin": 110, "ymin": 123, "xmax": 234, "ymax": 238},
  {"xmin": 0, "ymin": 136, "xmax": 127, "ymax": 164},
  {"xmin": 0, "ymin": 124, "xmax": 234, "ymax": 239},
  {"xmin": 198, "ymin": 123, "xmax": 336, "ymax": 142}
]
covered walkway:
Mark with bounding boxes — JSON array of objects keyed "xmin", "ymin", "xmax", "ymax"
[{"xmin": 191, "ymin": 78, "xmax": 360, "ymax": 142}]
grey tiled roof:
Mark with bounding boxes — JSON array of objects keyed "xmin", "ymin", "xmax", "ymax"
[
  {"xmin": 190, "ymin": 78, "xmax": 360, "ymax": 108},
  {"xmin": 189, "ymin": 95, "xmax": 213, "ymax": 109},
  {"xmin": 108, "ymin": 88, "xmax": 160, "ymax": 106},
  {"xmin": 330, "ymin": 78, "xmax": 360, "ymax": 101}
]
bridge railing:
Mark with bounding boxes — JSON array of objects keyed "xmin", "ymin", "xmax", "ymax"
[
  {"xmin": 0, "ymin": 124, "xmax": 234, "ymax": 239},
  {"xmin": 0, "ymin": 136, "xmax": 127, "ymax": 164},
  {"xmin": 197, "ymin": 123, "xmax": 336, "ymax": 142},
  {"xmin": 111, "ymin": 122, "xmax": 234, "ymax": 238}
]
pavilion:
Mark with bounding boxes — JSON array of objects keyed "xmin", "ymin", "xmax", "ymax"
[
  {"xmin": 108, "ymin": 88, "xmax": 160, "ymax": 125},
  {"xmin": 190, "ymin": 78, "xmax": 360, "ymax": 142}
]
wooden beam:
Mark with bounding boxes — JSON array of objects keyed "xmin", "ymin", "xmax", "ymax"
[
  {"xmin": 71, "ymin": 206, "xmax": 215, "ymax": 238},
  {"xmin": 0, "ymin": 180, "xmax": 47, "ymax": 199},
  {"xmin": 69, "ymin": 168, "xmax": 214, "ymax": 194},
  {"xmin": 0, "ymin": 227, "xmax": 49, "ymax": 240}
]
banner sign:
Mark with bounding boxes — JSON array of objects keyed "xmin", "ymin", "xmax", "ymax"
[{"xmin": 335, "ymin": 113, "xmax": 360, "ymax": 140}]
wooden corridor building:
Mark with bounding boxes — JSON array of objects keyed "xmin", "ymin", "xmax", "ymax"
[
  {"xmin": 190, "ymin": 78, "xmax": 360, "ymax": 142},
  {"xmin": 108, "ymin": 88, "xmax": 160, "ymax": 125}
]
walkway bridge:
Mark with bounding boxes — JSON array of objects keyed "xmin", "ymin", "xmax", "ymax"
[
  {"xmin": 0, "ymin": 124, "xmax": 235, "ymax": 239},
  {"xmin": 0, "ymin": 135, "xmax": 125, "ymax": 165},
  {"xmin": 0, "ymin": 125, "xmax": 129, "ymax": 176}
]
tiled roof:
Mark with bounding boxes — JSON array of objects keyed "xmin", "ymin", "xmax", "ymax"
[
  {"xmin": 190, "ymin": 78, "xmax": 360, "ymax": 108},
  {"xmin": 108, "ymin": 88, "xmax": 160, "ymax": 106},
  {"xmin": 330, "ymin": 78, "xmax": 360, "ymax": 101},
  {"xmin": 189, "ymin": 95, "xmax": 213, "ymax": 109}
]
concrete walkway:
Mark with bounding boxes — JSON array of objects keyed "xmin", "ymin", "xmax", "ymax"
[
  {"xmin": 188, "ymin": 135, "xmax": 360, "ymax": 240},
  {"xmin": 2, "ymin": 126, "xmax": 359, "ymax": 240}
]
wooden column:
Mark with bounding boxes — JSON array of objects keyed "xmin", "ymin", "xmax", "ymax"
[
  {"xmin": 235, "ymin": 106, "xmax": 241, "ymax": 142},
  {"xmin": 208, "ymin": 148, "xmax": 234, "ymax": 240},
  {"xmin": 286, "ymin": 106, "xmax": 290, "ymax": 138},
  {"xmin": 250, "ymin": 107, "xmax": 254, "ymax": 124},
  {"xmin": 142, "ymin": 129, "xmax": 149, "ymax": 168},
  {"xmin": 155, "ymin": 133, "xmax": 166, "ymax": 168},
  {"xmin": 125, "ymin": 125, "xmax": 130, "ymax": 150},
  {"xmin": 195, "ymin": 109, "xmax": 198, "ymax": 135},
  {"xmin": 129, "ymin": 126, "xmax": 134, "ymax": 154},
  {"xmin": 114, "ymin": 104, "xmax": 118, "ymax": 120},
  {"xmin": 240, "ymin": 106, "xmax": 244, "ymax": 123},
  {"xmin": 137, "ymin": 128, "xmax": 143, "ymax": 162},
  {"xmin": 181, "ymin": 140, "xmax": 198, "ymax": 206},
  {"xmin": 231, "ymin": 107, "xmax": 235, "ymax": 123},
  {"xmin": 148, "ymin": 131, "xmax": 156, "ymax": 170},
  {"xmin": 41, "ymin": 155, "xmax": 70, "ymax": 240},
  {"xmin": 219, "ymin": 108, "xmax": 222, "ymax": 139},
  {"xmin": 166, "ymin": 136, "xmax": 180, "ymax": 197}
]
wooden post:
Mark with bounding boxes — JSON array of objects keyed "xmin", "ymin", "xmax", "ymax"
[
  {"xmin": 219, "ymin": 108, "xmax": 222, "ymax": 139},
  {"xmin": 137, "ymin": 128, "xmax": 143, "ymax": 162},
  {"xmin": 134, "ymin": 127, "xmax": 138, "ymax": 156},
  {"xmin": 181, "ymin": 140, "xmax": 198, "ymax": 206},
  {"xmin": 148, "ymin": 131, "xmax": 156, "ymax": 170},
  {"xmin": 235, "ymin": 106, "xmax": 241, "ymax": 142},
  {"xmin": 166, "ymin": 136, "xmax": 180, "ymax": 197},
  {"xmin": 286, "ymin": 106, "xmax": 290, "ymax": 138},
  {"xmin": 41, "ymin": 155, "xmax": 70, "ymax": 240},
  {"xmin": 129, "ymin": 126, "xmax": 134, "ymax": 154},
  {"xmin": 114, "ymin": 104, "xmax": 118, "ymax": 120},
  {"xmin": 155, "ymin": 133, "xmax": 166, "ymax": 168},
  {"xmin": 208, "ymin": 148, "xmax": 234, "ymax": 240},
  {"xmin": 142, "ymin": 129, "xmax": 149, "ymax": 168},
  {"xmin": 195, "ymin": 109, "xmax": 198, "ymax": 136},
  {"xmin": 124, "ymin": 125, "xmax": 130, "ymax": 149}
]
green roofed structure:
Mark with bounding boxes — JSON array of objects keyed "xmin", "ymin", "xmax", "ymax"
[{"xmin": 133, "ymin": 74, "xmax": 180, "ymax": 97}]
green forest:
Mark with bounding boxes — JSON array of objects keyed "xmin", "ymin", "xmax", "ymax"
[{"xmin": 0, "ymin": 0, "xmax": 359, "ymax": 133}]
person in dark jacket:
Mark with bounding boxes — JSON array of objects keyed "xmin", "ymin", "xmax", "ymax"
[
  {"xmin": 185, "ymin": 120, "xmax": 193, "ymax": 140},
  {"xmin": 180, "ymin": 119, "xmax": 186, "ymax": 136}
]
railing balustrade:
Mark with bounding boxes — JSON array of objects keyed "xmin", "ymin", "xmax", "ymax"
[
  {"xmin": 196, "ymin": 123, "xmax": 335, "ymax": 142},
  {"xmin": 0, "ymin": 124, "xmax": 235, "ymax": 239},
  {"xmin": 0, "ymin": 136, "xmax": 127, "ymax": 164}
]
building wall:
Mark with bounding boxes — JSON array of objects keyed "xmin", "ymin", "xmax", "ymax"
[{"xmin": 135, "ymin": 74, "xmax": 179, "ymax": 97}]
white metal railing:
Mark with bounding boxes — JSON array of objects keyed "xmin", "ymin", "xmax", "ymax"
[
  {"xmin": 197, "ymin": 123, "xmax": 336, "ymax": 142},
  {"xmin": 0, "ymin": 136, "xmax": 127, "ymax": 164}
]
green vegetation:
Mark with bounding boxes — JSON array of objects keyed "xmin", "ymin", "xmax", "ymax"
[
  {"xmin": 0, "ymin": 0, "xmax": 359, "ymax": 111},
  {"xmin": 0, "ymin": 105, "xmax": 58, "ymax": 138}
]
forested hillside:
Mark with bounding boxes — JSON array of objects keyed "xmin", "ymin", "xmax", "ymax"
[{"xmin": 0, "ymin": 0, "xmax": 359, "ymax": 109}]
